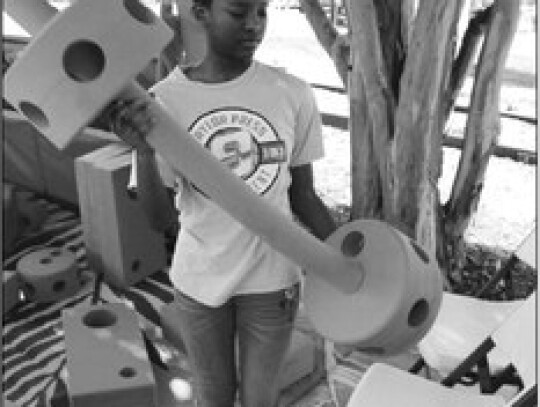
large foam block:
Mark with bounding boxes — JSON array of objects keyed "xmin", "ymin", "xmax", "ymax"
[
  {"xmin": 75, "ymin": 144, "xmax": 167, "ymax": 288},
  {"xmin": 62, "ymin": 302, "xmax": 157, "ymax": 407},
  {"xmin": 4, "ymin": 0, "xmax": 172, "ymax": 149}
]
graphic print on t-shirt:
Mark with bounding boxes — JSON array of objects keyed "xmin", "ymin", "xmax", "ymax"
[{"xmin": 189, "ymin": 108, "xmax": 287, "ymax": 195}]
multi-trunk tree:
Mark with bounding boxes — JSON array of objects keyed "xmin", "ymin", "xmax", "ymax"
[{"xmin": 300, "ymin": 0, "xmax": 521, "ymax": 285}]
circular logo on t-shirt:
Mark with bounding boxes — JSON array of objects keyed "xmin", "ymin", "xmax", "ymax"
[{"xmin": 189, "ymin": 108, "xmax": 286, "ymax": 195}]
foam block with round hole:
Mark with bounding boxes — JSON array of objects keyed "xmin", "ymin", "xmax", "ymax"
[
  {"xmin": 16, "ymin": 248, "xmax": 83, "ymax": 304},
  {"xmin": 4, "ymin": 0, "xmax": 172, "ymax": 149},
  {"xmin": 75, "ymin": 144, "xmax": 167, "ymax": 288},
  {"xmin": 304, "ymin": 219, "xmax": 443, "ymax": 355},
  {"xmin": 62, "ymin": 302, "xmax": 157, "ymax": 407}
]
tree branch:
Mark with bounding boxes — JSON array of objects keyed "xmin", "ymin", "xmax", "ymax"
[
  {"xmin": 347, "ymin": 0, "xmax": 396, "ymax": 220},
  {"xmin": 445, "ymin": 0, "xmax": 521, "ymax": 240},
  {"xmin": 401, "ymin": 0, "xmax": 418, "ymax": 49},
  {"xmin": 299, "ymin": 0, "xmax": 350, "ymax": 85},
  {"xmin": 443, "ymin": 6, "xmax": 492, "ymax": 119},
  {"xmin": 373, "ymin": 0, "xmax": 406, "ymax": 101},
  {"xmin": 390, "ymin": 0, "xmax": 463, "ymax": 248}
]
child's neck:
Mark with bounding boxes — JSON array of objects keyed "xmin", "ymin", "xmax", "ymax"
[{"xmin": 184, "ymin": 55, "xmax": 252, "ymax": 84}]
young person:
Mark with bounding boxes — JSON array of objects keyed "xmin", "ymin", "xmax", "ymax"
[{"xmin": 110, "ymin": 0, "xmax": 336, "ymax": 405}]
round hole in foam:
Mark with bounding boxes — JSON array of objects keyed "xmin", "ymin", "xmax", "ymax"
[
  {"xmin": 52, "ymin": 280, "xmax": 66, "ymax": 292},
  {"xmin": 341, "ymin": 231, "xmax": 365, "ymax": 257},
  {"xmin": 83, "ymin": 308, "xmax": 118, "ymax": 328},
  {"xmin": 119, "ymin": 366, "xmax": 137, "ymax": 379},
  {"xmin": 40, "ymin": 257, "xmax": 52, "ymax": 265},
  {"xmin": 63, "ymin": 40, "xmax": 106, "ymax": 83},
  {"xmin": 123, "ymin": 0, "xmax": 157, "ymax": 24},
  {"xmin": 408, "ymin": 299, "xmax": 429, "ymax": 327},
  {"xmin": 19, "ymin": 101, "xmax": 49, "ymax": 129}
]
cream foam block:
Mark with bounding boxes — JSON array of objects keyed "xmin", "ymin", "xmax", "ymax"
[
  {"xmin": 4, "ymin": 0, "xmax": 172, "ymax": 149},
  {"xmin": 62, "ymin": 302, "xmax": 157, "ymax": 407},
  {"xmin": 75, "ymin": 144, "xmax": 167, "ymax": 288}
]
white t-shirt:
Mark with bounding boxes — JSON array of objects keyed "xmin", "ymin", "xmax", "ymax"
[{"xmin": 151, "ymin": 61, "xmax": 324, "ymax": 306}]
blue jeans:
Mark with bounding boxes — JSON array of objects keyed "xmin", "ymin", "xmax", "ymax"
[{"xmin": 172, "ymin": 284, "xmax": 300, "ymax": 407}]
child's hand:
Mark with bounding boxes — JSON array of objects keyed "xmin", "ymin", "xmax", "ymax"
[{"xmin": 106, "ymin": 98, "xmax": 155, "ymax": 153}]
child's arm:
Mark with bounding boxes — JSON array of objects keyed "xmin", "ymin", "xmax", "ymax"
[
  {"xmin": 289, "ymin": 164, "xmax": 336, "ymax": 241},
  {"xmin": 107, "ymin": 98, "xmax": 178, "ymax": 232}
]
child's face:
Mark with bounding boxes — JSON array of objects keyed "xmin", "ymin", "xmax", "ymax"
[{"xmin": 197, "ymin": 0, "xmax": 268, "ymax": 64}]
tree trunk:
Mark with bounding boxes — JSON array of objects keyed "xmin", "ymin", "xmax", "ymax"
[
  {"xmin": 345, "ymin": 0, "xmax": 463, "ymax": 253},
  {"xmin": 390, "ymin": 0, "xmax": 464, "ymax": 253},
  {"xmin": 302, "ymin": 0, "xmax": 521, "ymax": 279},
  {"xmin": 443, "ymin": 0, "xmax": 521, "ymax": 272},
  {"xmin": 347, "ymin": 0, "xmax": 396, "ymax": 221},
  {"xmin": 300, "ymin": 0, "xmax": 349, "ymax": 85}
]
